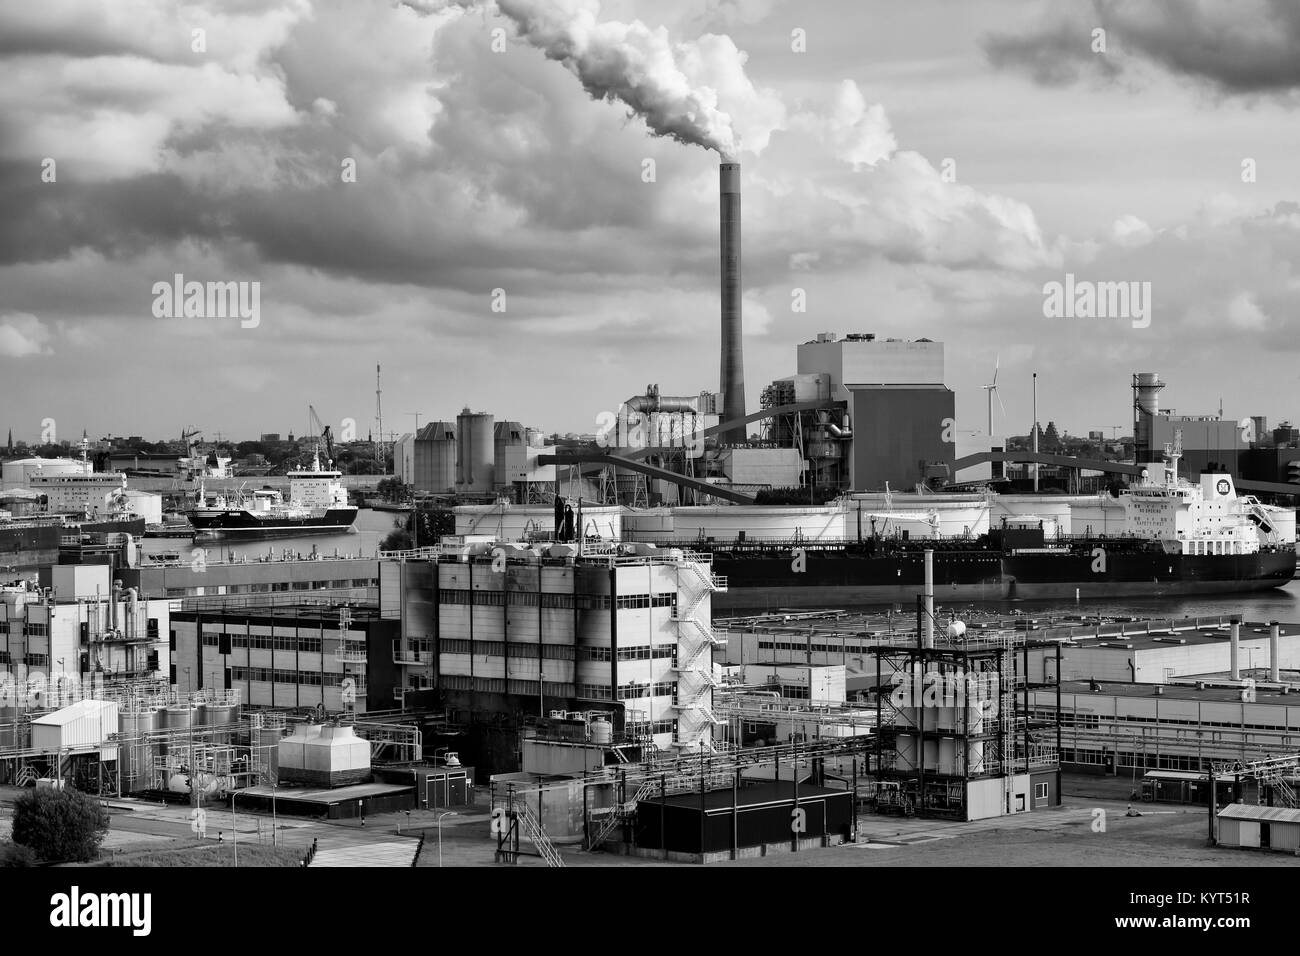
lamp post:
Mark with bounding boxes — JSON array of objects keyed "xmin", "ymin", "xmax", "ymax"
[
  {"xmin": 231, "ymin": 790, "xmax": 240, "ymax": 868},
  {"xmin": 437, "ymin": 811, "xmax": 457, "ymax": 867}
]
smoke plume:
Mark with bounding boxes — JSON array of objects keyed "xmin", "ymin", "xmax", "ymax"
[{"xmin": 494, "ymin": 0, "xmax": 773, "ymax": 158}]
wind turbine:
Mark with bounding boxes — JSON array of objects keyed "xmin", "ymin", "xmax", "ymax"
[{"xmin": 981, "ymin": 356, "xmax": 1005, "ymax": 436}]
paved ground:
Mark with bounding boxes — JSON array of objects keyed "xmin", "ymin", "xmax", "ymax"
[{"xmin": 4, "ymin": 774, "xmax": 1295, "ymax": 867}]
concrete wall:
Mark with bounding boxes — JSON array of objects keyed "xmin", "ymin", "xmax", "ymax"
[{"xmin": 721, "ymin": 448, "xmax": 803, "ymax": 487}]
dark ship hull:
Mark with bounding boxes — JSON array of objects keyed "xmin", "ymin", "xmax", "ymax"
[
  {"xmin": 704, "ymin": 539, "xmax": 1297, "ymax": 611},
  {"xmin": 188, "ymin": 507, "xmax": 358, "ymax": 537},
  {"xmin": 0, "ymin": 515, "xmax": 147, "ymax": 573}
]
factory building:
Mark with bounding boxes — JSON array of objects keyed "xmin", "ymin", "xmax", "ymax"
[
  {"xmin": 169, "ymin": 604, "xmax": 398, "ymax": 712},
  {"xmin": 1033, "ymin": 680, "xmax": 1300, "ymax": 773},
  {"xmin": 380, "ymin": 541, "xmax": 723, "ymax": 761},
  {"xmin": 406, "ymin": 413, "xmax": 556, "ymax": 500},
  {"xmin": 795, "ymin": 333, "xmax": 955, "ymax": 491},
  {"xmin": 0, "ymin": 565, "xmax": 170, "ymax": 692}
]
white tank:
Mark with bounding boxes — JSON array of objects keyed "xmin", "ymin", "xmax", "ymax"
[{"xmin": 589, "ymin": 718, "xmax": 613, "ymax": 745}]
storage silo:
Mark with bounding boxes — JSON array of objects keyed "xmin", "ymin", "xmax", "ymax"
[
  {"xmin": 493, "ymin": 421, "xmax": 525, "ymax": 490},
  {"xmin": 455, "ymin": 408, "xmax": 495, "ymax": 493},
  {"xmin": 119, "ymin": 707, "xmax": 157, "ymax": 791},
  {"xmin": 415, "ymin": 421, "xmax": 457, "ymax": 494}
]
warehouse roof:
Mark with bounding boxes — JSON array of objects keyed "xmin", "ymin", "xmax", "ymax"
[
  {"xmin": 1056, "ymin": 680, "xmax": 1300, "ymax": 706},
  {"xmin": 1217, "ymin": 804, "xmax": 1300, "ymax": 824},
  {"xmin": 31, "ymin": 699, "xmax": 117, "ymax": 725}
]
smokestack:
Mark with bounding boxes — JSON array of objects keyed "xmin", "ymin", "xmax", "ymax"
[
  {"xmin": 1270, "ymin": 622, "xmax": 1281, "ymax": 683},
  {"xmin": 719, "ymin": 163, "xmax": 745, "ymax": 441}
]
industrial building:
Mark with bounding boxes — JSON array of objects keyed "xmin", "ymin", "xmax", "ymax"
[
  {"xmin": 169, "ymin": 603, "xmax": 399, "ymax": 712},
  {"xmin": 1033, "ymin": 678, "xmax": 1300, "ymax": 774},
  {"xmin": 404, "ymin": 410, "xmax": 556, "ymax": 500},
  {"xmin": 793, "ymin": 333, "xmax": 955, "ymax": 491},
  {"xmin": 1, "ymin": 565, "xmax": 171, "ymax": 690},
  {"xmin": 380, "ymin": 540, "xmax": 723, "ymax": 761}
]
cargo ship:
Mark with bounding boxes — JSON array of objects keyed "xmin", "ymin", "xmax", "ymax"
[
  {"xmin": 187, "ymin": 451, "xmax": 357, "ymax": 538},
  {"xmin": 699, "ymin": 465, "xmax": 1298, "ymax": 611}
]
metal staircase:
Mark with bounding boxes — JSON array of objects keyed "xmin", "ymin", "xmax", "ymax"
[
  {"xmin": 672, "ymin": 556, "xmax": 725, "ymax": 749},
  {"xmin": 514, "ymin": 796, "xmax": 566, "ymax": 868},
  {"xmin": 588, "ymin": 780, "xmax": 656, "ymax": 850}
]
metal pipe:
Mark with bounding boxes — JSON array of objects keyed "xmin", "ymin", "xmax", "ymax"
[
  {"xmin": 1230, "ymin": 621, "xmax": 1240, "ymax": 681},
  {"xmin": 1270, "ymin": 622, "xmax": 1281, "ymax": 683},
  {"xmin": 719, "ymin": 163, "xmax": 745, "ymax": 442},
  {"xmin": 923, "ymin": 550, "xmax": 934, "ymax": 649}
]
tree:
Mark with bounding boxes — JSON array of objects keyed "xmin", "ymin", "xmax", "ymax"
[
  {"xmin": 11, "ymin": 786, "xmax": 109, "ymax": 862},
  {"xmin": 0, "ymin": 841, "xmax": 36, "ymax": 867},
  {"xmin": 380, "ymin": 520, "xmax": 414, "ymax": 552},
  {"xmin": 376, "ymin": 477, "xmax": 406, "ymax": 502}
]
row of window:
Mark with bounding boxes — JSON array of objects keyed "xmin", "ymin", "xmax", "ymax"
[
  {"xmin": 165, "ymin": 579, "xmax": 376, "ymax": 597},
  {"xmin": 1044, "ymin": 707, "xmax": 1295, "ymax": 734},
  {"xmin": 627, "ymin": 719, "xmax": 677, "ymax": 736},
  {"xmin": 758, "ymin": 640, "xmax": 876, "ymax": 655},
  {"xmin": 1061, "ymin": 748, "xmax": 1208, "ymax": 772},
  {"xmin": 579, "ymin": 644, "xmax": 676, "ymax": 662},
  {"xmin": 618, "ymin": 681, "xmax": 675, "ymax": 700},
  {"xmin": 437, "ymin": 589, "xmax": 675, "ymax": 610},
  {"xmin": 439, "ymin": 674, "xmax": 575, "ymax": 697},
  {"xmin": 0, "ymin": 622, "xmax": 49, "ymax": 636},
  {"xmin": 229, "ymin": 667, "xmax": 353, "ymax": 686}
]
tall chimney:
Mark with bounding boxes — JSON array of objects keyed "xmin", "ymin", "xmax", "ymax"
[{"xmin": 719, "ymin": 163, "xmax": 746, "ymax": 442}]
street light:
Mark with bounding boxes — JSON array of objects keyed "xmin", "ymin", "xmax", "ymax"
[
  {"xmin": 437, "ymin": 811, "xmax": 458, "ymax": 867},
  {"xmin": 231, "ymin": 790, "xmax": 240, "ymax": 868}
]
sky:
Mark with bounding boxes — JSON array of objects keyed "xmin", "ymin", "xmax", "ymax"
[{"xmin": 2, "ymin": 0, "xmax": 1299, "ymax": 445}]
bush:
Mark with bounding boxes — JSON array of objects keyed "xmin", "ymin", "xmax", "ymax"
[
  {"xmin": 0, "ymin": 841, "xmax": 37, "ymax": 867},
  {"xmin": 11, "ymin": 787, "xmax": 109, "ymax": 863}
]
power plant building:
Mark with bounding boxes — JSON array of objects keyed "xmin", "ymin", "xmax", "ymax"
[
  {"xmin": 796, "ymin": 334, "xmax": 955, "ymax": 491},
  {"xmin": 380, "ymin": 542, "xmax": 723, "ymax": 756}
]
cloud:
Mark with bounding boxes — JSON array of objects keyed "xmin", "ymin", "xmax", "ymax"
[
  {"xmin": 1110, "ymin": 214, "xmax": 1154, "ymax": 248},
  {"xmin": 984, "ymin": 0, "xmax": 1300, "ymax": 99},
  {"xmin": 0, "ymin": 312, "xmax": 53, "ymax": 356}
]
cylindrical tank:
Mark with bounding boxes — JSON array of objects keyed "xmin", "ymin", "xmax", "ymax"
[
  {"xmin": 967, "ymin": 740, "xmax": 985, "ymax": 774},
  {"xmin": 0, "ymin": 705, "xmax": 17, "ymax": 748},
  {"xmin": 417, "ymin": 421, "xmax": 457, "ymax": 494},
  {"xmin": 493, "ymin": 421, "xmax": 525, "ymax": 489},
  {"xmin": 119, "ymin": 709, "xmax": 156, "ymax": 789},
  {"xmin": 589, "ymin": 718, "xmax": 613, "ymax": 745},
  {"xmin": 201, "ymin": 702, "xmax": 237, "ymax": 745},
  {"xmin": 455, "ymin": 409, "xmax": 495, "ymax": 493}
]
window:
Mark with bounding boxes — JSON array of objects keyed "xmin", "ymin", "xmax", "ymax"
[{"xmin": 1034, "ymin": 783, "xmax": 1048, "ymax": 799}]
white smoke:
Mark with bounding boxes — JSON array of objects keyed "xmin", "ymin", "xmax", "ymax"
[{"xmin": 405, "ymin": 0, "xmax": 783, "ymax": 157}]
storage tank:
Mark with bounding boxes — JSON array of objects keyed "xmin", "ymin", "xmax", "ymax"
[
  {"xmin": 416, "ymin": 421, "xmax": 456, "ymax": 494},
  {"xmin": 589, "ymin": 718, "xmax": 613, "ymax": 745},
  {"xmin": 198, "ymin": 702, "xmax": 238, "ymax": 745},
  {"xmin": 1, "ymin": 456, "xmax": 91, "ymax": 490},
  {"xmin": 455, "ymin": 409, "xmax": 495, "ymax": 493},
  {"xmin": 0, "ymin": 705, "xmax": 17, "ymax": 748},
  {"xmin": 119, "ymin": 708, "xmax": 157, "ymax": 790},
  {"xmin": 493, "ymin": 421, "xmax": 526, "ymax": 489}
]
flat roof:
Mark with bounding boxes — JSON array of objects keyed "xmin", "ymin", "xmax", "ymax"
[
  {"xmin": 1056, "ymin": 680, "xmax": 1300, "ymax": 706},
  {"xmin": 650, "ymin": 780, "xmax": 848, "ymax": 812}
]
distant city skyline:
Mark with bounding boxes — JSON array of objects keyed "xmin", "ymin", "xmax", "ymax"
[{"xmin": 2, "ymin": 1, "xmax": 1299, "ymax": 445}]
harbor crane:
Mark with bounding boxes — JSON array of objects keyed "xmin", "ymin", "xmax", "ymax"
[{"xmin": 308, "ymin": 405, "xmax": 334, "ymax": 462}]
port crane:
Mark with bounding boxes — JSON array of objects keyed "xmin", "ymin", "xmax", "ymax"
[{"xmin": 307, "ymin": 405, "xmax": 334, "ymax": 463}]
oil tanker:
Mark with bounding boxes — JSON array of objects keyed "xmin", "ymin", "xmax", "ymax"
[{"xmin": 701, "ymin": 468, "xmax": 1297, "ymax": 611}]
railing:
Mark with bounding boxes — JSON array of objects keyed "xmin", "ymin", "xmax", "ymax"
[{"xmin": 514, "ymin": 795, "xmax": 565, "ymax": 868}]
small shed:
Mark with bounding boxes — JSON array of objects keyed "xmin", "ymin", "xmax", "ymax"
[
  {"xmin": 1217, "ymin": 804, "xmax": 1300, "ymax": 853},
  {"xmin": 31, "ymin": 699, "xmax": 119, "ymax": 758}
]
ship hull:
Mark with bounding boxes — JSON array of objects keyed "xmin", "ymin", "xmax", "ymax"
[
  {"xmin": 0, "ymin": 523, "xmax": 63, "ymax": 572},
  {"xmin": 707, "ymin": 546, "xmax": 1297, "ymax": 611},
  {"xmin": 188, "ymin": 507, "xmax": 358, "ymax": 537}
]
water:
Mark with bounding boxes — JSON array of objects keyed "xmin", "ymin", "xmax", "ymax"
[{"xmin": 139, "ymin": 507, "xmax": 404, "ymax": 563}]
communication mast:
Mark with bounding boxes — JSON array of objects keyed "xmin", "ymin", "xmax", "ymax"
[{"xmin": 375, "ymin": 363, "xmax": 384, "ymax": 476}]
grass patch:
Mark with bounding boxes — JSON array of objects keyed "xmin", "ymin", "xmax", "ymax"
[{"xmin": 97, "ymin": 840, "xmax": 305, "ymax": 868}]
